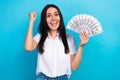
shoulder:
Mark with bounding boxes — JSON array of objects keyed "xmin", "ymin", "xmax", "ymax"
[
  {"xmin": 34, "ymin": 33, "xmax": 41, "ymax": 38},
  {"xmin": 35, "ymin": 33, "xmax": 41, "ymax": 36},
  {"xmin": 66, "ymin": 34, "xmax": 74, "ymax": 40},
  {"xmin": 66, "ymin": 34, "xmax": 75, "ymax": 43},
  {"xmin": 33, "ymin": 33, "xmax": 41, "ymax": 43}
]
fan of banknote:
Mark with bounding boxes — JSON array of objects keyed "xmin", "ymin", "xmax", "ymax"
[{"xmin": 67, "ymin": 14, "xmax": 103, "ymax": 37}]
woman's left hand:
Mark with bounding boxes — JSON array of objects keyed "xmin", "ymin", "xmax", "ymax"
[{"xmin": 79, "ymin": 31, "xmax": 89, "ymax": 47}]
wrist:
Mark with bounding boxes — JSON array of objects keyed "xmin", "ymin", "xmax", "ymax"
[
  {"xmin": 29, "ymin": 20, "xmax": 35, "ymax": 25},
  {"xmin": 79, "ymin": 43, "xmax": 85, "ymax": 47}
]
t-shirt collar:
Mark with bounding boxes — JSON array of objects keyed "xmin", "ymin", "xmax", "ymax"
[{"xmin": 47, "ymin": 32, "xmax": 59, "ymax": 39}]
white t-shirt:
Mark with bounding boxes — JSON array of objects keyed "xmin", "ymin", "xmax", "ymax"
[{"xmin": 33, "ymin": 33, "xmax": 76, "ymax": 78}]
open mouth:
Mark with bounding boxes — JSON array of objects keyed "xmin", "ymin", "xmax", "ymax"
[{"xmin": 50, "ymin": 21, "xmax": 58, "ymax": 27}]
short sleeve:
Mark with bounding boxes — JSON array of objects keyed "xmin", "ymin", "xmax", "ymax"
[
  {"xmin": 33, "ymin": 33, "xmax": 41, "ymax": 43},
  {"xmin": 67, "ymin": 34, "xmax": 76, "ymax": 54}
]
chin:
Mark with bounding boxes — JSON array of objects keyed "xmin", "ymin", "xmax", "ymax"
[
  {"xmin": 51, "ymin": 28, "xmax": 59, "ymax": 31},
  {"xmin": 50, "ymin": 26, "xmax": 59, "ymax": 30}
]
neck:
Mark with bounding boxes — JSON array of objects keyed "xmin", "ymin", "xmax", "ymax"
[{"xmin": 49, "ymin": 30, "xmax": 58, "ymax": 39}]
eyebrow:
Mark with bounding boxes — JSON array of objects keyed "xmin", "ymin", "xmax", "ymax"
[{"xmin": 47, "ymin": 11, "xmax": 58, "ymax": 15}]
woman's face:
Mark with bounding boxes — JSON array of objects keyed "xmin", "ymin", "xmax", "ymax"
[{"xmin": 46, "ymin": 7, "xmax": 60, "ymax": 31}]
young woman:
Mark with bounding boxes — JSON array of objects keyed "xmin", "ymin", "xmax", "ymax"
[{"xmin": 25, "ymin": 4, "xmax": 89, "ymax": 80}]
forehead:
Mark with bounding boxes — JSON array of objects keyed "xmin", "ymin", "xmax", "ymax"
[{"xmin": 46, "ymin": 7, "xmax": 58, "ymax": 13}]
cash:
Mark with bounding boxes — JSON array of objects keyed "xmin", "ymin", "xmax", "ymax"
[{"xmin": 67, "ymin": 14, "xmax": 103, "ymax": 37}]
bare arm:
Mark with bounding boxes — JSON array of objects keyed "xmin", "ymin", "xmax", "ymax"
[
  {"xmin": 71, "ymin": 31, "xmax": 89, "ymax": 70},
  {"xmin": 24, "ymin": 12, "xmax": 38, "ymax": 51}
]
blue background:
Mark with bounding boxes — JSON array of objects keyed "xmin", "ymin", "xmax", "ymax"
[{"xmin": 0, "ymin": 0, "xmax": 120, "ymax": 80}]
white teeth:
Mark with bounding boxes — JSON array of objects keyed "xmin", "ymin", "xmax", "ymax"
[
  {"xmin": 50, "ymin": 22, "xmax": 57, "ymax": 27},
  {"xmin": 52, "ymin": 21, "xmax": 57, "ymax": 24},
  {"xmin": 51, "ymin": 21, "xmax": 57, "ymax": 25}
]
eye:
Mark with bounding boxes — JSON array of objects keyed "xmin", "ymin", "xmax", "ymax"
[
  {"xmin": 55, "ymin": 13, "xmax": 59, "ymax": 16},
  {"xmin": 46, "ymin": 14, "xmax": 51, "ymax": 17}
]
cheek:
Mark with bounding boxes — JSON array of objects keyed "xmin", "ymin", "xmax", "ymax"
[
  {"xmin": 58, "ymin": 17, "xmax": 60, "ymax": 21},
  {"xmin": 46, "ymin": 18, "xmax": 50, "ymax": 24}
]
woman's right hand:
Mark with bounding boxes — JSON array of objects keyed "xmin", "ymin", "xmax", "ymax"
[{"xmin": 29, "ymin": 12, "xmax": 37, "ymax": 22}]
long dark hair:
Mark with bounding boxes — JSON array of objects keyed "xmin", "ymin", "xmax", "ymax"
[{"xmin": 38, "ymin": 4, "xmax": 69, "ymax": 54}]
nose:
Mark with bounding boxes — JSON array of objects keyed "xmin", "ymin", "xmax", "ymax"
[{"xmin": 51, "ymin": 15, "xmax": 56, "ymax": 20}]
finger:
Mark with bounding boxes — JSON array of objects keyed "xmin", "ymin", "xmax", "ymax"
[
  {"xmin": 80, "ymin": 32, "xmax": 86, "ymax": 45},
  {"xmin": 33, "ymin": 14, "xmax": 36, "ymax": 17},
  {"xmin": 80, "ymin": 32, "xmax": 84, "ymax": 40},
  {"xmin": 84, "ymin": 31, "xmax": 89, "ymax": 39},
  {"xmin": 84, "ymin": 32, "xmax": 89, "ymax": 43},
  {"xmin": 82, "ymin": 31, "xmax": 86, "ymax": 39},
  {"xmin": 84, "ymin": 31, "xmax": 89, "ymax": 40},
  {"xmin": 33, "ymin": 12, "xmax": 37, "ymax": 16}
]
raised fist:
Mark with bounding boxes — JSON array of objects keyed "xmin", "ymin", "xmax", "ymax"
[{"xmin": 29, "ymin": 12, "xmax": 37, "ymax": 22}]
